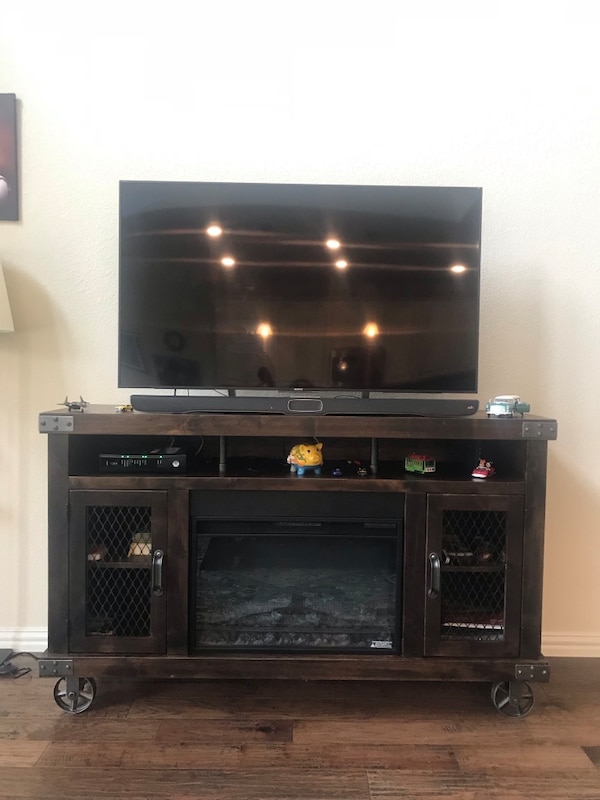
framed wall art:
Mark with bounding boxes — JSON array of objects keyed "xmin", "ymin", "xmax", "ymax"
[{"xmin": 0, "ymin": 94, "xmax": 19, "ymax": 221}]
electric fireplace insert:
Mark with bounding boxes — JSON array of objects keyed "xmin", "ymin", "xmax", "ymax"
[{"xmin": 190, "ymin": 491, "xmax": 404, "ymax": 653}]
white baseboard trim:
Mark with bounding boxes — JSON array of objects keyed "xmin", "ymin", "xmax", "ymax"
[
  {"xmin": 1, "ymin": 628, "xmax": 599, "ymax": 659},
  {"xmin": 542, "ymin": 633, "xmax": 600, "ymax": 658},
  {"xmin": 0, "ymin": 628, "xmax": 48, "ymax": 654}
]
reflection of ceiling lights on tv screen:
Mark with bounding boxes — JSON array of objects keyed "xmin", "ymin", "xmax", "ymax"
[{"xmin": 118, "ymin": 181, "xmax": 482, "ymax": 397}]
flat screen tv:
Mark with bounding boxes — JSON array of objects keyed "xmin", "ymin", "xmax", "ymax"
[{"xmin": 119, "ymin": 181, "xmax": 482, "ymax": 415}]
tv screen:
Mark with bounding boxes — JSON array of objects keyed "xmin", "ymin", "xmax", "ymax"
[{"xmin": 118, "ymin": 181, "xmax": 481, "ymax": 398}]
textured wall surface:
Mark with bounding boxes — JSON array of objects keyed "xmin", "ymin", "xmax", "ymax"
[{"xmin": 1, "ymin": 2, "xmax": 599, "ymax": 651}]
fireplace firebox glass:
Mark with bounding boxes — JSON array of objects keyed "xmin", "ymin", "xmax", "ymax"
[{"xmin": 191, "ymin": 519, "xmax": 401, "ymax": 653}]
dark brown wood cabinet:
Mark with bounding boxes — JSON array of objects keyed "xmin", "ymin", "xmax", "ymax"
[
  {"xmin": 67, "ymin": 490, "xmax": 168, "ymax": 654},
  {"xmin": 39, "ymin": 406, "xmax": 557, "ymax": 715},
  {"xmin": 423, "ymin": 493, "xmax": 524, "ymax": 658}
]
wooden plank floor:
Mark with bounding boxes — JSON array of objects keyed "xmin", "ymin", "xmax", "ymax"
[{"xmin": 1, "ymin": 657, "xmax": 599, "ymax": 799}]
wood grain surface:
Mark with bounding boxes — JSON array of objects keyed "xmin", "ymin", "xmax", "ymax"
[{"xmin": 0, "ymin": 657, "xmax": 598, "ymax": 799}]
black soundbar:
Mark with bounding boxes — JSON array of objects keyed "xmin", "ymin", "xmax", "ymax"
[{"xmin": 130, "ymin": 394, "xmax": 479, "ymax": 417}]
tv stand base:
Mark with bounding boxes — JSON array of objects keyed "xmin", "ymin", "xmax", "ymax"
[{"xmin": 39, "ymin": 654, "xmax": 550, "ymax": 683}]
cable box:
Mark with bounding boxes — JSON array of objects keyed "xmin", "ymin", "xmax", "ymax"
[{"xmin": 99, "ymin": 452, "xmax": 187, "ymax": 473}]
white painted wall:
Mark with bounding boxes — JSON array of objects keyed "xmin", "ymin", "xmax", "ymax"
[{"xmin": 1, "ymin": 2, "xmax": 599, "ymax": 653}]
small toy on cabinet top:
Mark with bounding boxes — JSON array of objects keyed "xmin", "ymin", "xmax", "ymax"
[
  {"xmin": 471, "ymin": 459, "xmax": 495, "ymax": 479},
  {"xmin": 405, "ymin": 453, "xmax": 436, "ymax": 474},
  {"xmin": 287, "ymin": 442, "xmax": 323, "ymax": 476},
  {"xmin": 486, "ymin": 395, "xmax": 530, "ymax": 417},
  {"xmin": 58, "ymin": 395, "xmax": 88, "ymax": 412},
  {"xmin": 330, "ymin": 460, "xmax": 370, "ymax": 477}
]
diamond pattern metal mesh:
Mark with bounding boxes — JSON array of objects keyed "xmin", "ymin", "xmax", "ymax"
[
  {"xmin": 85, "ymin": 505, "xmax": 152, "ymax": 637},
  {"xmin": 441, "ymin": 509, "xmax": 506, "ymax": 641}
]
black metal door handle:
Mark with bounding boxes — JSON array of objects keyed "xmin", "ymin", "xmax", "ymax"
[
  {"xmin": 428, "ymin": 552, "xmax": 441, "ymax": 598},
  {"xmin": 152, "ymin": 549, "xmax": 164, "ymax": 596}
]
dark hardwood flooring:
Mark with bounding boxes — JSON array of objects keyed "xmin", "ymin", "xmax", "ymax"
[{"xmin": 1, "ymin": 657, "xmax": 599, "ymax": 799}]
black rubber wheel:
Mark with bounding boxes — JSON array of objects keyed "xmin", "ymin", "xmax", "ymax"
[
  {"xmin": 53, "ymin": 677, "xmax": 97, "ymax": 714},
  {"xmin": 491, "ymin": 680, "xmax": 534, "ymax": 717}
]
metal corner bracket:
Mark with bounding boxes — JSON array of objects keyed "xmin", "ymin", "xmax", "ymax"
[
  {"xmin": 522, "ymin": 420, "xmax": 557, "ymax": 440},
  {"xmin": 39, "ymin": 658, "xmax": 74, "ymax": 678},
  {"xmin": 514, "ymin": 663, "xmax": 550, "ymax": 682},
  {"xmin": 39, "ymin": 415, "xmax": 74, "ymax": 433}
]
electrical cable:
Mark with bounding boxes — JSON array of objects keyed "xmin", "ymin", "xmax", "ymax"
[{"xmin": 0, "ymin": 650, "xmax": 40, "ymax": 679}]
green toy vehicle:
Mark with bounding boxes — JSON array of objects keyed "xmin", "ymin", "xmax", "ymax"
[
  {"xmin": 486, "ymin": 395, "xmax": 530, "ymax": 417},
  {"xmin": 405, "ymin": 453, "xmax": 436, "ymax": 474}
]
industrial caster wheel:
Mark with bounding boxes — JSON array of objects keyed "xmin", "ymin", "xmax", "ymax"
[
  {"xmin": 491, "ymin": 680, "xmax": 534, "ymax": 717},
  {"xmin": 53, "ymin": 676, "xmax": 97, "ymax": 714}
]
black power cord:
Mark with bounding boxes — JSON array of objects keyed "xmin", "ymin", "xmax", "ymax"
[{"xmin": 0, "ymin": 649, "xmax": 40, "ymax": 679}]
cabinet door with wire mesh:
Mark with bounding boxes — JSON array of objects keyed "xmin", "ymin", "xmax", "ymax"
[
  {"xmin": 424, "ymin": 494, "xmax": 524, "ymax": 657},
  {"xmin": 68, "ymin": 491, "xmax": 168, "ymax": 653}
]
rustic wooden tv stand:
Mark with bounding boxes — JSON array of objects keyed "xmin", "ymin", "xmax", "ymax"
[{"xmin": 38, "ymin": 405, "xmax": 557, "ymax": 716}]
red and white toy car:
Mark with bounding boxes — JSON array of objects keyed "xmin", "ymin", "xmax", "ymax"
[{"xmin": 471, "ymin": 459, "xmax": 495, "ymax": 479}]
